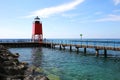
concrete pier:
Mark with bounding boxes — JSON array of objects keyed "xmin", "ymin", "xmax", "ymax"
[{"xmin": 1, "ymin": 41, "xmax": 120, "ymax": 57}]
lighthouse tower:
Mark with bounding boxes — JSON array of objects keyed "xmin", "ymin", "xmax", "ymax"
[{"xmin": 32, "ymin": 16, "xmax": 43, "ymax": 42}]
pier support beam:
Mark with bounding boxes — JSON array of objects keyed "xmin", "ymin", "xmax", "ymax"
[
  {"xmin": 60, "ymin": 45, "xmax": 62, "ymax": 50},
  {"xmin": 76, "ymin": 47, "xmax": 79, "ymax": 53},
  {"xmin": 104, "ymin": 49, "xmax": 107, "ymax": 58},
  {"xmin": 70, "ymin": 45, "xmax": 72, "ymax": 51},
  {"xmin": 95, "ymin": 49, "xmax": 99, "ymax": 57},
  {"xmin": 62, "ymin": 45, "xmax": 65, "ymax": 50},
  {"xmin": 52, "ymin": 44, "xmax": 55, "ymax": 49},
  {"xmin": 45, "ymin": 43, "xmax": 47, "ymax": 47},
  {"xmin": 54, "ymin": 45, "xmax": 56, "ymax": 49},
  {"xmin": 50, "ymin": 43, "xmax": 52, "ymax": 48},
  {"xmin": 84, "ymin": 48, "xmax": 86, "ymax": 54}
]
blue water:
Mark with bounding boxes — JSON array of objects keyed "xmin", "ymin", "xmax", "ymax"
[{"xmin": 9, "ymin": 47, "xmax": 120, "ymax": 80}]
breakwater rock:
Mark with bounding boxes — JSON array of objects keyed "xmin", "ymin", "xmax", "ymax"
[{"xmin": 0, "ymin": 45, "xmax": 49, "ymax": 80}]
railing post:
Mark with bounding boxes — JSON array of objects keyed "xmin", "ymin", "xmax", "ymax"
[
  {"xmin": 80, "ymin": 40, "xmax": 82, "ymax": 47},
  {"xmin": 94, "ymin": 42, "xmax": 96, "ymax": 48},
  {"xmin": 114, "ymin": 41, "xmax": 115, "ymax": 49},
  {"xmin": 87, "ymin": 40, "xmax": 88, "ymax": 48}
]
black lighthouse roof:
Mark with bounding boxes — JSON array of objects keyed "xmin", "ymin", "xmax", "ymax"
[{"xmin": 34, "ymin": 16, "xmax": 40, "ymax": 20}]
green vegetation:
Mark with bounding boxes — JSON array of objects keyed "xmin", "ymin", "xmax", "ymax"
[
  {"xmin": 47, "ymin": 74, "xmax": 60, "ymax": 80},
  {"xmin": 80, "ymin": 34, "xmax": 83, "ymax": 40}
]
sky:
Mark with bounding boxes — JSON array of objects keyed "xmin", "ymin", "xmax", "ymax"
[{"xmin": 0, "ymin": 0, "xmax": 120, "ymax": 39}]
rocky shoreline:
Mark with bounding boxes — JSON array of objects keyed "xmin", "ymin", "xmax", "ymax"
[{"xmin": 0, "ymin": 45, "xmax": 49, "ymax": 80}]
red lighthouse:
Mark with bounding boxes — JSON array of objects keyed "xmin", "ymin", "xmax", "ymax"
[{"xmin": 32, "ymin": 16, "xmax": 43, "ymax": 42}]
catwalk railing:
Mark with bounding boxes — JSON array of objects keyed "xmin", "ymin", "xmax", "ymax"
[
  {"xmin": 44, "ymin": 39, "xmax": 120, "ymax": 48},
  {"xmin": 0, "ymin": 39, "xmax": 120, "ymax": 48}
]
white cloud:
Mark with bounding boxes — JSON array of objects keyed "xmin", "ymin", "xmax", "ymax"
[
  {"xmin": 25, "ymin": 0, "xmax": 84, "ymax": 18},
  {"xmin": 95, "ymin": 14, "xmax": 120, "ymax": 22},
  {"xmin": 113, "ymin": 0, "xmax": 120, "ymax": 5}
]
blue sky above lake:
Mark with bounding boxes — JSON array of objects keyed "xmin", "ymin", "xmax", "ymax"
[{"xmin": 0, "ymin": 0, "xmax": 120, "ymax": 39}]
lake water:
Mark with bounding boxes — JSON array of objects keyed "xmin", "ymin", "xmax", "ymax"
[{"xmin": 9, "ymin": 47, "xmax": 120, "ymax": 80}]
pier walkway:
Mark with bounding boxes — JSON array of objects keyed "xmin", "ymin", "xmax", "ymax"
[{"xmin": 0, "ymin": 39, "xmax": 120, "ymax": 57}]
